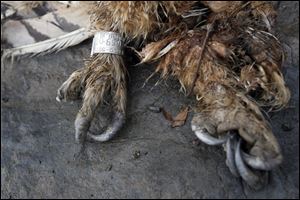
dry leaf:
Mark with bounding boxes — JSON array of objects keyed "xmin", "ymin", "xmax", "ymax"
[
  {"xmin": 161, "ymin": 108, "xmax": 174, "ymax": 122},
  {"xmin": 161, "ymin": 106, "xmax": 189, "ymax": 127},
  {"xmin": 171, "ymin": 107, "xmax": 189, "ymax": 127}
]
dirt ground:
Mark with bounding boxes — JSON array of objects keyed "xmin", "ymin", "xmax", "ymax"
[{"xmin": 1, "ymin": 1, "xmax": 299, "ymax": 199}]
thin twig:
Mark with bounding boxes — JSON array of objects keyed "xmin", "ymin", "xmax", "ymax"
[{"xmin": 187, "ymin": 19, "xmax": 216, "ymax": 96}]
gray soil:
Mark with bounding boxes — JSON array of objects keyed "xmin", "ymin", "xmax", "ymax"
[{"xmin": 1, "ymin": 1, "xmax": 299, "ymax": 199}]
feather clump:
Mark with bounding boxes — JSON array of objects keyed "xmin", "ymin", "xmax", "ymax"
[
  {"xmin": 90, "ymin": 1, "xmax": 197, "ymax": 41},
  {"xmin": 138, "ymin": 1, "xmax": 290, "ymax": 171},
  {"xmin": 139, "ymin": 1, "xmax": 290, "ymax": 111}
]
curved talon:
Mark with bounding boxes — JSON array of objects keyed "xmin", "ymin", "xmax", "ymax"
[
  {"xmin": 225, "ymin": 133, "xmax": 239, "ymax": 177},
  {"xmin": 87, "ymin": 111, "xmax": 125, "ymax": 142},
  {"xmin": 241, "ymin": 151, "xmax": 283, "ymax": 171},
  {"xmin": 194, "ymin": 129, "xmax": 229, "ymax": 145},
  {"xmin": 74, "ymin": 114, "xmax": 90, "ymax": 143},
  {"xmin": 56, "ymin": 87, "xmax": 64, "ymax": 102},
  {"xmin": 56, "ymin": 96, "xmax": 62, "ymax": 102},
  {"xmin": 235, "ymin": 138, "xmax": 267, "ymax": 190}
]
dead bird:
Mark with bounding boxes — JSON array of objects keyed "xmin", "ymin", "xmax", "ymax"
[{"xmin": 1, "ymin": 1, "xmax": 291, "ymax": 190}]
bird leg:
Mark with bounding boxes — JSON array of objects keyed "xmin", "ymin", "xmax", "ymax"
[{"xmin": 57, "ymin": 53, "xmax": 127, "ymax": 144}]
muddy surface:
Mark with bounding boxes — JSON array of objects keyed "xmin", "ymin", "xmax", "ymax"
[{"xmin": 1, "ymin": 1, "xmax": 299, "ymax": 199}]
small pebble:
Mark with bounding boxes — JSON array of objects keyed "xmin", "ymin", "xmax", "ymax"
[
  {"xmin": 106, "ymin": 164, "xmax": 113, "ymax": 171},
  {"xmin": 148, "ymin": 106, "xmax": 161, "ymax": 113},
  {"xmin": 133, "ymin": 150, "xmax": 141, "ymax": 159}
]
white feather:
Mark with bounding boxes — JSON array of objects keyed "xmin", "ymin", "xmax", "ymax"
[
  {"xmin": 2, "ymin": 28, "xmax": 94, "ymax": 59},
  {"xmin": 1, "ymin": 1, "xmax": 93, "ymax": 60}
]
